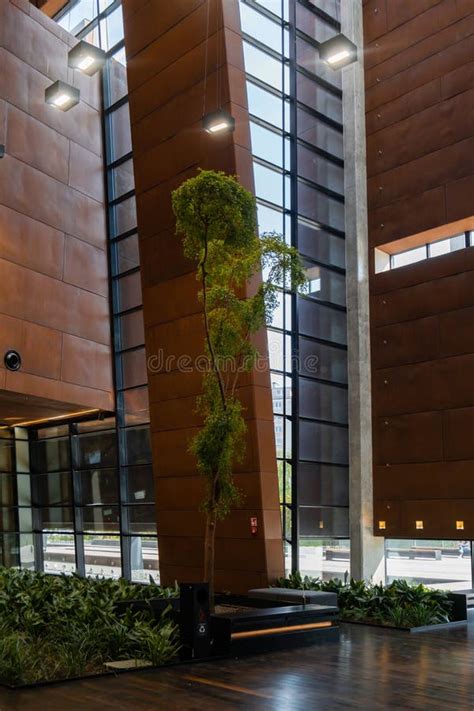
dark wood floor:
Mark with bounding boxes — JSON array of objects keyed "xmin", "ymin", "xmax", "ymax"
[{"xmin": 0, "ymin": 623, "xmax": 473, "ymax": 710}]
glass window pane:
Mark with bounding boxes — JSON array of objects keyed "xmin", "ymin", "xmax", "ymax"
[
  {"xmin": 391, "ymin": 245, "xmax": 426, "ymax": 269},
  {"xmin": 296, "ymin": 36, "xmax": 341, "ymax": 90},
  {"xmin": 78, "ymin": 468, "xmax": 118, "ymax": 505},
  {"xmin": 298, "ymin": 221, "xmax": 345, "ymax": 269},
  {"xmin": 253, "ymin": 0, "xmax": 289, "ymax": 20},
  {"xmin": 254, "ymin": 163, "xmax": 285, "ymax": 206},
  {"xmin": 386, "ymin": 539, "xmax": 472, "ymax": 591},
  {"xmin": 36, "ymin": 472, "xmax": 73, "ymax": 507},
  {"xmin": 297, "ymin": 108, "xmax": 343, "ymax": 159},
  {"xmin": 299, "ymin": 298, "xmax": 347, "ymax": 345},
  {"xmin": 39, "ymin": 507, "xmax": 74, "ymax": 532},
  {"xmin": 297, "ymin": 72, "xmax": 342, "ymax": 124},
  {"xmin": 0, "ymin": 508, "xmax": 17, "ymax": 533},
  {"xmin": 113, "ymin": 234, "xmax": 140, "ymax": 275},
  {"xmin": 298, "ymin": 181, "xmax": 345, "ymax": 232},
  {"xmin": 243, "ymin": 42, "xmax": 289, "ymax": 91},
  {"xmin": 113, "ymin": 196, "xmax": 137, "ymax": 236},
  {"xmin": 122, "ymin": 426, "xmax": 152, "ymax": 466},
  {"xmin": 108, "ymin": 103, "xmax": 132, "ymax": 163},
  {"xmin": 121, "ymin": 348, "xmax": 147, "ymax": 389},
  {"xmin": 304, "ymin": 262, "xmax": 346, "ymax": 306},
  {"xmin": 124, "ymin": 465, "xmax": 154, "ymax": 504},
  {"xmin": 43, "ymin": 533, "xmax": 76, "ymax": 576},
  {"xmin": 298, "ymin": 463, "xmax": 349, "ymax": 507},
  {"xmin": 429, "ymin": 234, "xmax": 466, "ymax": 258},
  {"xmin": 106, "ymin": 47, "xmax": 128, "ymax": 106},
  {"xmin": 117, "ymin": 310, "xmax": 145, "ymax": 350},
  {"xmin": 240, "ymin": 3, "xmax": 285, "ymax": 54},
  {"xmin": 82, "ymin": 505, "xmax": 120, "ymax": 533},
  {"xmin": 300, "ymin": 506, "xmax": 349, "ymax": 537},
  {"xmin": 117, "ymin": 271, "xmax": 142, "ymax": 312},
  {"xmin": 100, "ymin": 5, "xmax": 124, "ymax": 50},
  {"xmin": 297, "ymin": 144, "xmax": 344, "ymax": 194},
  {"xmin": 123, "ymin": 387, "xmax": 150, "ymax": 426},
  {"xmin": 130, "ymin": 536, "xmax": 159, "ymax": 583},
  {"xmin": 58, "ymin": 0, "xmax": 95, "ymax": 33},
  {"xmin": 299, "ymin": 337, "xmax": 347, "ymax": 383},
  {"xmin": 299, "ymin": 379, "xmax": 348, "ymax": 423},
  {"xmin": 73, "ymin": 430, "xmax": 117, "ymax": 469},
  {"xmin": 250, "ymin": 122, "xmax": 289, "ymax": 169},
  {"xmin": 32, "ymin": 438, "xmax": 70, "ymax": 473},
  {"xmin": 0, "ymin": 439, "xmax": 13, "ymax": 472},
  {"xmin": 267, "ymin": 329, "xmax": 292, "ymax": 372},
  {"xmin": 124, "ymin": 505, "xmax": 156, "ymax": 534},
  {"xmin": 299, "ymin": 538, "xmax": 350, "ymax": 581},
  {"xmin": 247, "ymin": 83, "xmax": 289, "ymax": 129},
  {"xmin": 111, "ymin": 159, "xmax": 135, "ymax": 200},
  {"xmin": 84, "ymin": 535, "xmax": 121, "ymax": 579},
  {"xmin": 300, "ymin": 420, "xmax": 348, "ymax": 464},
  {"xmin": 296, "ymin": 3, "xmax": 335, "ymax": 43}
]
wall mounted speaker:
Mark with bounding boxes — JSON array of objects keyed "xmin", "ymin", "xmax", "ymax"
[{"xmin": 4, "ymin": 350, "xmax": 21, "ymax": 371}]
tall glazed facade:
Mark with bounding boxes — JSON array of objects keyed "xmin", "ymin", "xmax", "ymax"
[{"xmin": 240, "ymin": 0, "xmax": 349, "ymax": 575}]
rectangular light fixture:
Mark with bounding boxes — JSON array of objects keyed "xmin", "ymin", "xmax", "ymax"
[
  {"xmin": 378, "ymin": 520, "xmax": 386, "ymax": 530},
  {"xmin": 45, "ymin": 80, "xmax": 80, "ymax": 111},
  {"xmin": 202, "ymin": 109, "xmax": 235, "ymax": 135},
  {"xmin": 415, "ymin": 520, "xmax": 424, "ymax": 530},
  {"xmin": 318, "ymin": 33, "xmax": 357, "ymax": 70},
  {"xmin": 456, "ymin": 520, "xmax": 465, "ymax": 530},
  {"xmin": 68, "ymin": 40, "xmax": 106, "ymax": 76}
]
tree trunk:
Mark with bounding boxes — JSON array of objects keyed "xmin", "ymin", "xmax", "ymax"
[{"xmin": 204, "ymin": 508, "xmax": 217, "ymax": 611}]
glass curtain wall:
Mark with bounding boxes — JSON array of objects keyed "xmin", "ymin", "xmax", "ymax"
[
  {"xmin": 13, "ymin": 0, "xmax": 159, "ymax": 583},
  {"xmin": 240, "ymin": 0, "xmax": 349, "ymax": 578}
]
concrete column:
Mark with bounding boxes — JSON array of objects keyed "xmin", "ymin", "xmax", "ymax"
[{"xmin": 341, "ymin": 0, "xmax": 385, "ymax": 583}]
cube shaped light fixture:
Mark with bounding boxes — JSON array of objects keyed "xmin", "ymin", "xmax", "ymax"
[
  {"xmin": 68, "ymin": 40, "xmax": 106, "ymax": 76},
  {"xmin": 202, "ymin": 109, "xmax": 235, "ymax": 135},
  {"xmin": 45, "ymin": 80, "xmax": 80, "ymax": 111},
  {"xmin": 319, "ymin": 33, "xmax": 357, "ymax": 70}
]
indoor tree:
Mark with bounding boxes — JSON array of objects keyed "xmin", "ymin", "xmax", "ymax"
[{"xmin": 172, "ymin": 170, "xmax": 306, "ymax": 599}]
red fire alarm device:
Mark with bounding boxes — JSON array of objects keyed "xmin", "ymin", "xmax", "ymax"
[{"xmin": 250, "ymin": 516, "xmax": 258, "ymax": 536}]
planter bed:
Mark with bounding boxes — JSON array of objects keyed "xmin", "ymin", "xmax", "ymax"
[{"xmin": 340, "ymin": 618, "xmax": 467, "ymax": 634}]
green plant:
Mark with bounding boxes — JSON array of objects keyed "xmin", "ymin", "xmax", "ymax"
[
  {"xmin": 274, "ymin": 574, "xmax": 454, "ymax": 629},
  {"xmin": 172, "ymin": 170, "xmax": 306, "ymax": 600},
  {"xmin": 0, "ymin": 568, "xmax": 180, "ymax": 686}
]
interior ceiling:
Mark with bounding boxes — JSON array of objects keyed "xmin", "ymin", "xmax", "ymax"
[{"xmin": 0, "ymin": 390, "xmax": 94, "ymax": 426}]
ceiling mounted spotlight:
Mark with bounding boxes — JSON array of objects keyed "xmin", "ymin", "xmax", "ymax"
[
  {"xmin": 45, "ymin": 80, "xmax": 80, "ymax": 111},
  {"xmin": 202, "ymin": 109, "xmax": 235, "ymax": 135},
  {"xmin": 68, "ymin": 40, "xmax": 106, "ymax": 76},
  {"xmin": 318, "ymin": 33, "xmax": 357, "ymax": 70}
]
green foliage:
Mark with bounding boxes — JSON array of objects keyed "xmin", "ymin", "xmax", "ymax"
[
  {"xmin": 274, "ymin": 573, "xmax": 454, "ymax": 628},
  {"xmin": 172, "ymin": 170, "xmax": 306, "ymax": 525},
  {"xmin": 0, "ymin": 568, "xmax": 179, "ymax": 686}
]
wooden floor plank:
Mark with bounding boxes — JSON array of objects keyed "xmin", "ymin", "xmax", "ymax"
[{"xmin": 0, "ymin": 624, "xmax": 472, "ymax": 710}]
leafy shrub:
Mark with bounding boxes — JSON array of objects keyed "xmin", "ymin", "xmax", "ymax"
[
  {"xmin": 274, "ymin": 573, "xmax": 453, "ymax": 628},
  {"xmin": 0, "ymin": 569, "xmax": 180, "ymax": 686}
]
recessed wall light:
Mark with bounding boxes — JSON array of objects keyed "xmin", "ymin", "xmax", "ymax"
[
  {"xmin": 415, "ymin": 520, "xmax": 424, "ymax": 530},
  {"xmin": 45, "ymin": 81, "xmax": 80, "ymax": 111},
  {"xmin": 319, "ymin": 33, "xmax": 358, "ymax": 70},
  {"xmin": 378, "ymin": 520, "xmax": 386, "ymax": 530},
  {"xmin": 202, "ymin": 109, "xmax": 235, "ymax": 135},
  {"xmin": 456, "ymin": 520, "xmax": 465, "ymax": 530},
  {"xmin": 68, "ymin": 40, "xmax": 106, "ymax": 76}
]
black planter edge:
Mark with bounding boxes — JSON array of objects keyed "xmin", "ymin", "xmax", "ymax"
[
  {"xmin": 0, "ymin": 652, "xmax": 234, "ymax": 691},
  {"xmin": 341, "ymin": 619, "xmax": 467, "ymax": 633}
]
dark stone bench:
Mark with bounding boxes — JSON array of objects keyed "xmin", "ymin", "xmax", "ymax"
[{"xmin": 248, "ymin": 587, "xmax": 338, "ymax": 608}]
